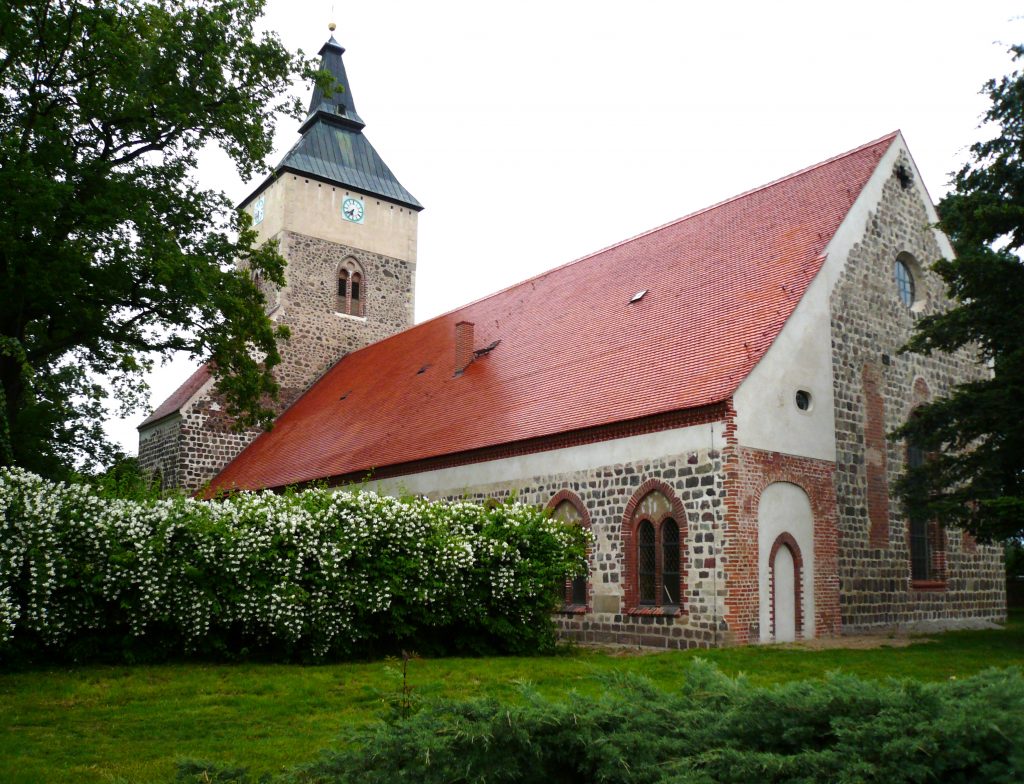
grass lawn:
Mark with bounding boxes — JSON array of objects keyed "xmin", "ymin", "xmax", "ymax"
[{"xmin": 1, "ymin": 613, "xmax": 1021, "ymax": 783}]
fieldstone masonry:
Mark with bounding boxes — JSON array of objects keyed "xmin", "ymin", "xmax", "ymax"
[
  {"xmin": 139, "ymin": 229, "xmax": 415, "ymax": 492},
  {"xmin": 413, "ymin": 446, "xmax": 729, "ymax": 650},
  {"xmin": 830, "ymin": 155, "xmax": 1005, "ymax": 631}
]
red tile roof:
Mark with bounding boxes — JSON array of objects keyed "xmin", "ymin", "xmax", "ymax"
[
  {"xmin": 139, "ymin": 363, "xmax": 211, "ymax": 428},
  {"xmin": 208, "ymin": 133, "xmax": 897, "ymax": 492}
]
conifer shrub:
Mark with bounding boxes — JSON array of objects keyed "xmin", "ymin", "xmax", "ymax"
[
  {"xmin": 0, "ymin": 468, "xmax": 589, "ymax": 663},
  {"xmin": 270, "ymin": 662, "xmax": 1024, "ymax": 784}
]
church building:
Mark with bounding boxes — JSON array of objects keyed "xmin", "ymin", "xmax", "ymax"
[{"xmin": 139, "ymin": 29, "xmax": 1006, "ymax": 648}]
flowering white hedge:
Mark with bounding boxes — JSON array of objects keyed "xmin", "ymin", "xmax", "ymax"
[{"xmin": 0, "ymin": 468, "xmax": 589, "ymax": 662}]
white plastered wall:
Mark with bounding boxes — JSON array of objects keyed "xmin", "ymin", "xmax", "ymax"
[
  {"xmin": 245, "ymin": 175, "xmax": 419, "ymax": 263},
  {"xmin": 368, "ymin": 421, "xmax": 726, "ymax": 498},
  {"xmin": 758, "ymin": 481, "xmax": 815, "ymax": 641},
  {"xmin": 732, "ymin": 132, "xmax": 951, "ymax": 462}
]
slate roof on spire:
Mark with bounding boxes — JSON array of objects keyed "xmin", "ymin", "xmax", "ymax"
[
  {"xmin": 208, "ymin": 133, "xmax": 900, "ymax": 494},
  {"xmin": 241, "ymin": 31, "xmax": 421, "ymax": 210}
]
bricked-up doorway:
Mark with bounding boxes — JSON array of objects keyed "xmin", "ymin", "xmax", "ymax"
[
  {"xmin": 758, "ymin": 482, "xmax": 814, "ymax": 642},
  {"xmin": 770, "ymin": 539, "xmax": 801, "ymax": 642},
  {"xmin": 773, "ymin": 544, "xmax": 796, "ymax": 640}
]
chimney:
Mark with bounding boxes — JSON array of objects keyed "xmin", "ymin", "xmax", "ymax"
[{"xmin": 454, "ymin": 320, "xmax": 474, "ymax": 375}]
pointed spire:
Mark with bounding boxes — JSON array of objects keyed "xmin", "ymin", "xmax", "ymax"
[
  {"xmin": 302, "ymin": 24, "xmax": 365, "ymax": 132},
  {"xmin": 241, "ymin": 23, "xmax": 422, "ymax": 211}
]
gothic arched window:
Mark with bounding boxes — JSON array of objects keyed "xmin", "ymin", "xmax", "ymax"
[
  {"xmin": 336, "ymin": 259, "xmax": 366, "ymax": 316},
  {"xmin": 626, "ymin": 484, "xmax": 687, "ymax": 612},
  {"xmin": 905, "ymin": 405, "xmax": 945, "ymax": 588},
  {"xmin": 548, "ymin": 491, "xmax": 591, "ymax": 609}
]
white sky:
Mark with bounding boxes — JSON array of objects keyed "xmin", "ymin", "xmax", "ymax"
[{"xmin": 105, "ymin": 0, "xmax": 1023, "ymax": 455}]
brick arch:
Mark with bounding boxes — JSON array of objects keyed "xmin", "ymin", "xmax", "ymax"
[
  {"xmin": 622, "ymin": 478, "xmax": 689, "ymax": 613},
  {"xmin": 746, "ymin": 466, "xmax": 833, "ymax": 533},
  {"xmin": 768, "ymin": 532, "xmax": 804, "ymax": 640},
  {"xmin": 547, "ymin": 489, "xmax": 592, "ymax": 611},
  {"xmin": 546, "ymin": 489, "xmax": 592, "ymax": 528}
]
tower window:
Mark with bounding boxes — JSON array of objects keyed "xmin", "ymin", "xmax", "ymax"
[{"xmin": 335, "ymin": 260, "xmax": 366, "ymax": 317}]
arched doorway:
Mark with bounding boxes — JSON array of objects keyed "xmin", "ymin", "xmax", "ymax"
[{"xmin": 757, "ymin": 482, "xmax": 814, "ymax": 642}]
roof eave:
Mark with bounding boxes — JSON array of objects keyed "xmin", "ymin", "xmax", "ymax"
[{"xmin": 238, "ymin": 165, "xmax": 424, "ymax": 212}]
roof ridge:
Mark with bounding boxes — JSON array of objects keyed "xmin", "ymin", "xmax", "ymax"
[{"xmin": 379, "ymin": 131, "xmax": 900, "ymax": 333}]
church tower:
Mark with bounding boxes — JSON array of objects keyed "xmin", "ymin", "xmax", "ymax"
[{"xmin": 137, "ymin": 25, "xmax": 422, "ymax": 492}]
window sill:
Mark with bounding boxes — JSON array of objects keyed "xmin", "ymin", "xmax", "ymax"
[
  {"xmin": 910, "ymin": 579, "xmax": 946, "ymax": 592},
  {"xmin": 558, "ymin": 604, "xmax": 589, "ymax": 615},
  {"xmin": 627, "ymin": 606, "xmax": 682, "ymax": 617},
  {"xmin": 334, "ymin": 312, "xmax": 367, "ymax": 322}
]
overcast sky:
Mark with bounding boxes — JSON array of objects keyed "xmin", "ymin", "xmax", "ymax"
[{"xmin": 106, "ymin": 0, "xmax": 1023, "ymax": 455}]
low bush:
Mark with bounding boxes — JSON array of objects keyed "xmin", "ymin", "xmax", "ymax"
[
  {"xmin": 0, "ymin": 468, "xmax": 588, "ymax": 663},
  {"xmin": 183, "ymin": 662, "xmax": 1022, "ymax": 783}
]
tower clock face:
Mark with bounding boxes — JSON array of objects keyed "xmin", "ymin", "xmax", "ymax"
[
  {"xmin": 342, "ymin": 197, "xmax": 365, "ymax": 224},
  {"xmin": 252, "ymin": 195, "xmax": 265, "ymax": 225}
]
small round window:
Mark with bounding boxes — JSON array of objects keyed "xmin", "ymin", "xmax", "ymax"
[
  {"xmin": 894, "ymin": 259, "xmax": 915, "ymax": 307},
  {"xmin": 795, "ymin": 390, "xmax": 812, "ymax": 411}
]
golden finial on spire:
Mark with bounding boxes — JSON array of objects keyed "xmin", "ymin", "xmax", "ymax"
[{"xmin": 328, "ymin": 21, "xmax": 336, "ymax": 31}]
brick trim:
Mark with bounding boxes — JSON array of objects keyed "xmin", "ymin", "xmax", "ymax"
[
  {"xmin": 546, "ymin": 490, "xmax": 592, "ymax": 611},
  {"xmin": 622, "ymin": 478, "xmax": 689, "ymax": 615},
  {"xmin": 768, "ymin": 532, "xmax": 804, "ymax": 640},
  {"xmin": 721, "ymin": 430, "xmax": 840, "ymax": 645}
]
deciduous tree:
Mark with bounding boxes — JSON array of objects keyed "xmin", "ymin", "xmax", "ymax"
[{"xmin": 0, "ymin": 0, "xmax": 311, "ymax": 476}]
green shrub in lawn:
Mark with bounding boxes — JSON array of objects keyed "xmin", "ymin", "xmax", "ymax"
[
  {"xmin": 0, "ymin": 468, "xmax": 589, "ymax": 663},
  {"xmin": 269, "ymin": 661, "xmax": 1023, "ymax": 784}
]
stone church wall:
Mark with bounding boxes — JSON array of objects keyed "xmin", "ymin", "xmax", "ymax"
[
  {"xmin": 136, "ymin": 416, "xmax": 181, "ymax": 490},
  {"xmin": 411, "ymin": 447, "xmax": 730, "ymax": 650},
  {"xmin": 829, "ymin": 155, "xmax": 1005, "ymax": 631}
]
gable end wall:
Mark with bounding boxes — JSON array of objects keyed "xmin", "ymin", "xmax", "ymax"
[{"xmin": 829, "ymin": 151, "xmax": 1005, "ymax": 630}]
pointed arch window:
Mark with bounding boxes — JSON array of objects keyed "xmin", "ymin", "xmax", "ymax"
[
  {"xmin": 548, "ymin": 491, "xmax": 592, "ymax": 610},
  {"xmin": 625, "ymin": 484, "xmax": 687, "ymax": 613},
  {"xmin": 336, "ymin": 259, "xmax": 366, "ymax": 316},
  {"xmin": 905, "ymin": 408, "xmax": 946, "ymax": 589}
]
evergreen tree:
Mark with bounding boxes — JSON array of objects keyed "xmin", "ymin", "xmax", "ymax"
[
  {"xmin": 896, "ymin": 44, "xmax": 1024, "ymax": 543},
  {"xmin": 0, "ymin": 0, "xmax": 314, "ymax": 477}
]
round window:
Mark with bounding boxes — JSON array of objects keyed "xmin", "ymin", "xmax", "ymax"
[
  {"xmin": 894, "ymin": 259, "xmax": 915, "ymax": 307},
  {"xmin": 795, "ymin": 390, "xmax": 812, "ymax": 411}
]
